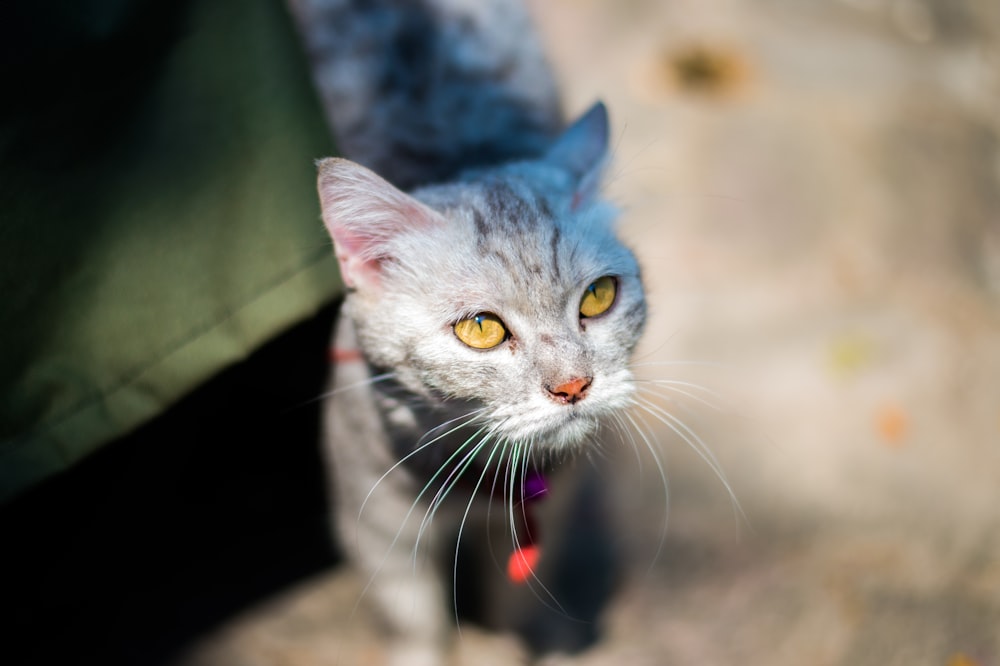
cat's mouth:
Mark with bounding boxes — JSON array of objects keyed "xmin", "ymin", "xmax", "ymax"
[
  {"xmin": 483, "ymin": 373, "xmax": 635, "ymax": 449},
  {"xmin": 494, "ymin": 404, "xmax": 602, "ymax": 450},
  {"xmin": 543, "ymin": 412, "xmax": 601, "ymax": 448}
]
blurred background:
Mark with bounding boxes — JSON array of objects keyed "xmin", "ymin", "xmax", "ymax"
[
  {"xmin": 180, "ymin": 0, "xmax": 1000, "ymax": 664},
  {"xmin": 531, "ymin": 0, "xmax": 1000, "ymax": 663}
]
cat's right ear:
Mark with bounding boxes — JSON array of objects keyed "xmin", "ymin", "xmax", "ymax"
[
  {"xmin": 317, "ymin": 158, "xmax": 443, "ymax": 290},
  {"xmin": 544, "ymin": 101, "xmax": 610, "ymax": 210}
]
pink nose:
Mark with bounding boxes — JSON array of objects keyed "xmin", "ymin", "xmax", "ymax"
[{"xmin": 547, "ymin": 377, "xmax": 592, "ymax": 405}]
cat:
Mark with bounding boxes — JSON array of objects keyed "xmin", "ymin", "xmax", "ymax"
[{"xmin": 288, "ymin": 1, "xmax": 647, "ymax": 663}]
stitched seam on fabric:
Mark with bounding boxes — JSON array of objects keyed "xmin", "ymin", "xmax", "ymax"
[{"xmin": 1, "ymin": 246, "xmax": 337, "ymax": 456}]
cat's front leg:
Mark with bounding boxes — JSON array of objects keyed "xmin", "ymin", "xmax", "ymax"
[
  {"xmin": 334, "ymin": 472, "xmax": 451, "ymax": 666},
  {"xmin": 324, "ymin": 322, "xmax": 452, "ymax": 664}
]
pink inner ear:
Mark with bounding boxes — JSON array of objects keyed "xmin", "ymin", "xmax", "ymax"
[
  {"xmin": 329, "ymin": 225, "xmax": 383, "ymax": 290},
  {"xmin": 326, "ymin": 202, "xmax": 440, "ymax": 290}
]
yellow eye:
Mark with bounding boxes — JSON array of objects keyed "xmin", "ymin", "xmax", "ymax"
[
  {"xmin": 580, "ymin": 276, "xmax": 617, "ymax": 318},
  {"xmin": 454, "ymin": 313, "xmax": 507, "ymax": 349}
]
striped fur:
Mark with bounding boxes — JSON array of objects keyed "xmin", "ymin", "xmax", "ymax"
[{"xmin": 289, "ymin": 0, "xmax": 562, "ymax": 189}]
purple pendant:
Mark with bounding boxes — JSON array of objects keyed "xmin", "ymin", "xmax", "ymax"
[{"xmin": 523, "ymin": 471, "xmax": 548, "ymax": 502}]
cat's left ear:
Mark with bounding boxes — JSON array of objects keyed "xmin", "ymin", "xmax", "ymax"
[{"xmin": 544, "ymin": 101, "xmax": 610, "ymax": 210}]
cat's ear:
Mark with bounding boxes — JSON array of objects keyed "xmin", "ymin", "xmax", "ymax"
[
  {"xmin": 544, "ymin": 101, "xmax": 610, "ymax": 210},
  {"xmin": 317, "ymin": 158, "xmax": 444, "ymax": 290}
]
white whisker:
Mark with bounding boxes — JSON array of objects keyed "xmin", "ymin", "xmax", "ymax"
[
  {"xmin": 607, "ymin": 411, "xmax": 645, "ymax": 489},
  {"xmin": 483, "ymin": 437, "xmax": 514, "ymax": 574},
  {"xmin": 635, "ymin": 378, "xmax": 729, "ymax": 412},
  {"xmin": 357, "ymin": 409, "xmax": 488, "ymax": 524},
  {"xmin": 350, "ymin": 411, "xmax": 488, "ymax": 614},
  {"xmin": 507, "ymin": 440, "xmax": 574, "ymax": 619},
  {"xmin": 632, "ymin": 395, "xmax": 746, "ymax": 527},
  {"xmin": 450, "ymin": 434, "xmax": 509, "ymax": 635},
  {"xmin": 415, "ymin": 420, "xmax": 507, "ymax": 551},
  {"xmin": 312, "ymin": 372, "xmax": 398, "ymax": 402},
  {"xmin": 630, "ymin": 359, "xmax": 727, "ymax": 370},
  {"xmin": 621, "ymin": 409, "xmax": 671, "ymax": 573}
]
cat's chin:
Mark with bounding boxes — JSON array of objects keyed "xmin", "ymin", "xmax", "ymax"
[
  {"xmin": 501, "ymin": 412, "xmax": 600, "ymax": 451},
  {"xmin": 541, "ymin": 417, "xmax": 600, "ymax": 450}
]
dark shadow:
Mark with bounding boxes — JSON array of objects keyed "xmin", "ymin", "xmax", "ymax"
[{"xmin": 0, "ymin": 304, "xmax": 341, "ymax": 666}]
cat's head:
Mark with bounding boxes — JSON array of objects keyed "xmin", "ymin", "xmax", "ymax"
[{"xmin": 318, "ymin": 102, "xmax": 646, "ymax": 450}]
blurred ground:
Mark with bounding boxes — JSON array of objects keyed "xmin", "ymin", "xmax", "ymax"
[{"xmin": 178, "ymin": 1, "xmax": 1000, "ymax": 664}]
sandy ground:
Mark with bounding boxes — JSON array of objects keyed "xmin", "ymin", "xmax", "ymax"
[{"xmin": 179, "ymin": 1, "xmax": 1000, "ymax": 664}]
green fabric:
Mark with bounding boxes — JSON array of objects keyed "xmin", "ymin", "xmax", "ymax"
[{"xmin": 0, "ymin": 0, "xmax": 341, "ymax": 501}]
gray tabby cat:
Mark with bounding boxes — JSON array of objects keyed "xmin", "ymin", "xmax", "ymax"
[{"xmin": 289, "ymin": 1, "xmax": 647, "ymax": 663}]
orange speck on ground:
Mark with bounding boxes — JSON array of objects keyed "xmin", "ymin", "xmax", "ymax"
[
  {"xmin": 947, "ymin": 653, "xmax": 982, "ymax": 666},
  {"xmin": 876, "ymin": 402, "xmax": 908, "ymax": 447}
]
